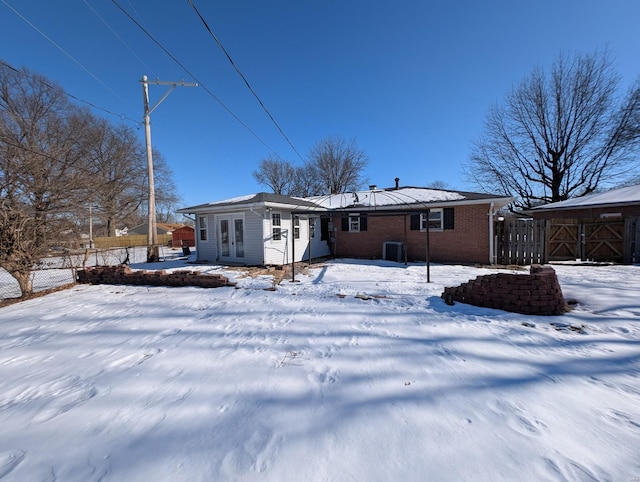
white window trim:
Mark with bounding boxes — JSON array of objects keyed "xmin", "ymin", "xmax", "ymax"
[
  {"xmin": 198, "ymin": 216, "xmax": 209, "ymax": 242},
  {"xmin": 420, "ymin": 209, "xmax": 443, "ymax": 232},
  {"xmin": 348, "ymin": 214, "xmax": 361, "ymax": 232},
  {"xmin": 271, "ymin": 212, "xmax": 282, "ymax": 242},
  {"xmin": 293, "ymin": 215, "xmax": 300, "ymax": 239}
]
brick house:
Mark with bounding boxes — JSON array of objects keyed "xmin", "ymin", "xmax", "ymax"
[
  {"xmin": 311, "ymin": 187, "xmax": 513, "ymax": 264},
  {"xmin": 178, "ymin": 186, "xmax": 513, "ymax": 266}
]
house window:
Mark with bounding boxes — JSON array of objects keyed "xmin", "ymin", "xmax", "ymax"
[
  {"xmin": 349, "ymin": 214, "xmax": 360, "ymax": 232},
  {"xmin": 271, "ymin": 212, "xmax": 282, "ymax": 241},
  {"xmin": 293, "ymin": 215, "xmax": 300, "ymax": 239},
  {"xmin": 410, "ymin": 208, "xmax": 454, "ymax": 232},
  {"xmin": 421, "ymin": 209, "xmax": 443, "ymax": 231},
  {"xmin": 199, "ymin": 216, "xmax": 208, "ymax": 241},
  {"xmin": 341, "ymin": 213, "xmax": 368, "ymax": 232}
]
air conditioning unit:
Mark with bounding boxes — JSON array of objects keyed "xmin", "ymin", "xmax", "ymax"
[{"xmin": 383, "ymin": 241, "xmax": 404, "ymax": 262}]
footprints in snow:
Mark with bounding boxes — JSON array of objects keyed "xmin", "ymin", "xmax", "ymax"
[
  {"xmin": 103, "ymin": 348, "xmax": 161, "ymax": 373},
  {"xmin": 0, "ymin": 375, "xmax": 97, "ymax": 424},
  {"xmin": 220, "ymin": 428, "xmax": 282, "ymax": 478},
  {"xmin": 489, "ymin": 399, "xmax": 548, "ymax": 437},
  {"xmin": 31, "ymin": 376, "xmax": 97, "ymax": 423},
  {"xmin": 308, "ymin": 366, "xmax": 338, "ymax": 386},
  {"xmin": 0, "ymin": 450, "xmax": 25, "ymax": 478}
]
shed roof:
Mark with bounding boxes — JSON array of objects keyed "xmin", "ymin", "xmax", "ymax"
[{"xmin": 529, "ymin": 184, "xmax": 640, "ymax": 212}]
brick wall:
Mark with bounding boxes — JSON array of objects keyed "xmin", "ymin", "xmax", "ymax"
[
  {"xmin": 77, "ymin": 265, "xmax": 234, "ymax": 288},
  {"xmin": 331, "ymin": 204, "xmax": 491, "ymax": 264},
  {"xmin": 441, "ymin": 265, "xmax": 567, "ymax": 315}
]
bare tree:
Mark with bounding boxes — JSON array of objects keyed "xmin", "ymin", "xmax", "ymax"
[
  {"xmin": 253, "ymin": 137, "xmax": 368, "ymax": 197},
  {"xmin": 84, "ymin": 119, "xmax": 147, "ymax": 236},
  {"xmin": 307, "ymin": 136, "xmax": 368, "ymax": 194},
  {"xmin": 291, "ymin": 165, "xmax": 323, "ymax": 197},
  {"xmin": 151, "ymin": 150, "xmax": 181, "ymax": 223},
  {"xmin": 0, "ymin": 199, "xmax": 40, "ymax": 296},
  {"xmin": 427, "ymin": 180, "xmax": 449, "ymax": 190},
  {"xmin": 252, "ymin": 156, "xmax": 297, "ymax": 195},
  {"xmin": 0, "ymin": 64, "xmax": 92, "ymax": 295},
  {"xmin": 466, "ymin": 50, "xmax": 640, "ymax": 210},
  {"xmin": 0, "ymin": 62, "xmax": 181, "ymax": 295}
]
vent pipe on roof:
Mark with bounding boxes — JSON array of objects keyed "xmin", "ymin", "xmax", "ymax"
[{"xmin": 395, "ymin": 177, "xmax": 400, "ymax": 189}]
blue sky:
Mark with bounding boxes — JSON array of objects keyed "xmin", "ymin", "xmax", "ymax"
[{"xmin": 1, "ymin": 0, "xmax": 639, "ymax": 208}]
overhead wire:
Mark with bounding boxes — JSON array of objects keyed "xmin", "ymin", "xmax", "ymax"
[
  {"xmin": 186, "ymin": 0, "xmax": 306, "ymax": 163},
  {"xmin": 111, "ymin": 0, "xmax": 283, "ymax": 160},
  {"xmin": 1, "ymin": 0, "xmax": 130, "ymax": 107},
  {"xmin": 82, "ymin": 0, "xmax": 151, "ymax": 73},
  {"xmin": 0, "ymin": 60, "xmax": 139, "ymax": 125}
]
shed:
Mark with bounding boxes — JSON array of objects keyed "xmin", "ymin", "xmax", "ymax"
[
  {"xmin": 527, "ymin": 184, "xmax": 640, "ymax": 263},
  {"xmin": 172, "ymin": 225, "xmax": 195, "ymax": 247}
]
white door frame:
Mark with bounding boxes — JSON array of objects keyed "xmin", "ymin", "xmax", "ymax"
[{"xmin": 216, "ymin": 214, "xmax": 245, "ymax": 262}]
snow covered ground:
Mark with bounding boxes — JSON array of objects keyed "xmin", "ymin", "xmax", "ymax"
[{"xmin": 0, "ymin": 258, "xmax": 638, "ymax": 481}]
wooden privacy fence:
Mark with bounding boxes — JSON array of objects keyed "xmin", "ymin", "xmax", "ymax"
[
  {"xmin": 495, "ymin": 219, "xmax": 548, "ymax": 265},
  {"xmin": 496, "ymin": 216, "xmax": 639, "ymax": 265},
  {"xmin": 93, "ymin": 234, "xmax": 172, "ymax": 249}
]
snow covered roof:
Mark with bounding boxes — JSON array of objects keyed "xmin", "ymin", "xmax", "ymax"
[
  {"xmin": 179, "ymin": 187, "xmax": 514, "ymax": 214},
  {"xmin": 308, "ymin": 188, "xmax": 464, "ymax": 209},
  {"xmin": 179, "ymin": 193, "xmax": 321, "ymax": 213},
  {"xmin": 530, "ymin": 184, "xmax": 640, "ymax": 211},
  {"xmin": 307, "ymin": 187, "xmax": 513, "ymax": 210}
]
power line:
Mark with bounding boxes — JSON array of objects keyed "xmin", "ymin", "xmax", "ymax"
[
  {"xmin": 0, "ymin": 60, "xmax": 139, "ymax": 125},
  {"xmin": 82, "ymin": 0, "xmax": 151, "ymax": 73},
  {"xmin": 1, "ymin": 0, "xmax": 130, "ymax": 107},
  {"xmin": 111, "ymin": 0, "xmax": 284, "ymax": 160},
  {"xmin": 186, "ymin": 0, "xmax": 306, "ymax": 163}
]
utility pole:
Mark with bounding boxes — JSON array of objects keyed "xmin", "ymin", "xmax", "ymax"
[{"xmin": 140, "ymin": 75, "xmax": 197, "ymax": 262}]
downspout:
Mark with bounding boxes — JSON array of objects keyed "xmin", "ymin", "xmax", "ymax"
[{"xmin": 489, "ymin": 202, "xmax": 495, "ymax": 265}]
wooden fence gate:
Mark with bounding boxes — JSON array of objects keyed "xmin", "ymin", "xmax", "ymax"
[
  {"xmin": 495, "ymin": 219, "xmax": 548, "ymax": 265},
  {"xmin": 548, "ymin": 219, "xmax": 627, "ymax": 263},
  {"xmin": 497, "ymin": 217, "xmax": 639, "ymax": 265}
]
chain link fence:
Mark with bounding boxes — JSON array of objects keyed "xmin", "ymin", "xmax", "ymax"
[{"xmin": 0, "ymin": 246, "xmax": 157, "ymax": 302}]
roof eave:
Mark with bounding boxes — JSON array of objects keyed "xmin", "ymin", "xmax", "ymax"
[
  {"xmin": 325, "ymin": 196, "xmax": 514, "ymax": 212},
  {"xmin": 528, "ymin": 199, "xmax": 639, "ymax": 213}
]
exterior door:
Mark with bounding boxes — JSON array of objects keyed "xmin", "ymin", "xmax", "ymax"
[{"xmin": 219, "ymin": 215, "xmax": 245, "ymax": 261}]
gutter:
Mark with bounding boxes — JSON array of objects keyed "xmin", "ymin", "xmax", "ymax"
[{"xmin": 489, "ymin": 202, "xmax": 495, "ymax": 265}]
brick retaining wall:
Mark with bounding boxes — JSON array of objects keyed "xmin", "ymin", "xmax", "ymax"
[
  {"xmin": 441, "ymin": 265, "xmax": 567, "ymax": 315},
  {"xmin": 77, "ymin": 265, "xmax": 234, "ymax": 288}
]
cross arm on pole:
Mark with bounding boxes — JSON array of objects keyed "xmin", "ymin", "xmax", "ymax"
[{"xmin": 139, "ymin": 74, "xmax": 197, "ymax": 263}]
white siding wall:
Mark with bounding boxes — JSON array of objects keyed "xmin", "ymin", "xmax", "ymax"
[
  {"xmin": 264, "ymin": 212, "xmax": 331, "ymax": 265},
  {"xmin": 263, "ymin": 210, "xmax": 290, "ymax": 265},
  {"xmin": 241, "ymin": 210, "xmax": 266, "ymax": 265},
  {"xmin": 195, "ymin": 214, "xmax": 217, "ymax": 262},
  {"xmin": 195, "ymin": 208, "xmax": 331, "ymax": 266},
  {"xmin": 308, "ymin": 216, "xmax": 331, "ymax": 260}
]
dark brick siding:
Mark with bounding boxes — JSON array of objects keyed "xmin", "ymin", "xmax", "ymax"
[{"xmin": 331, "ymin": 204, "xmax": 491, "ymax": 264}]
